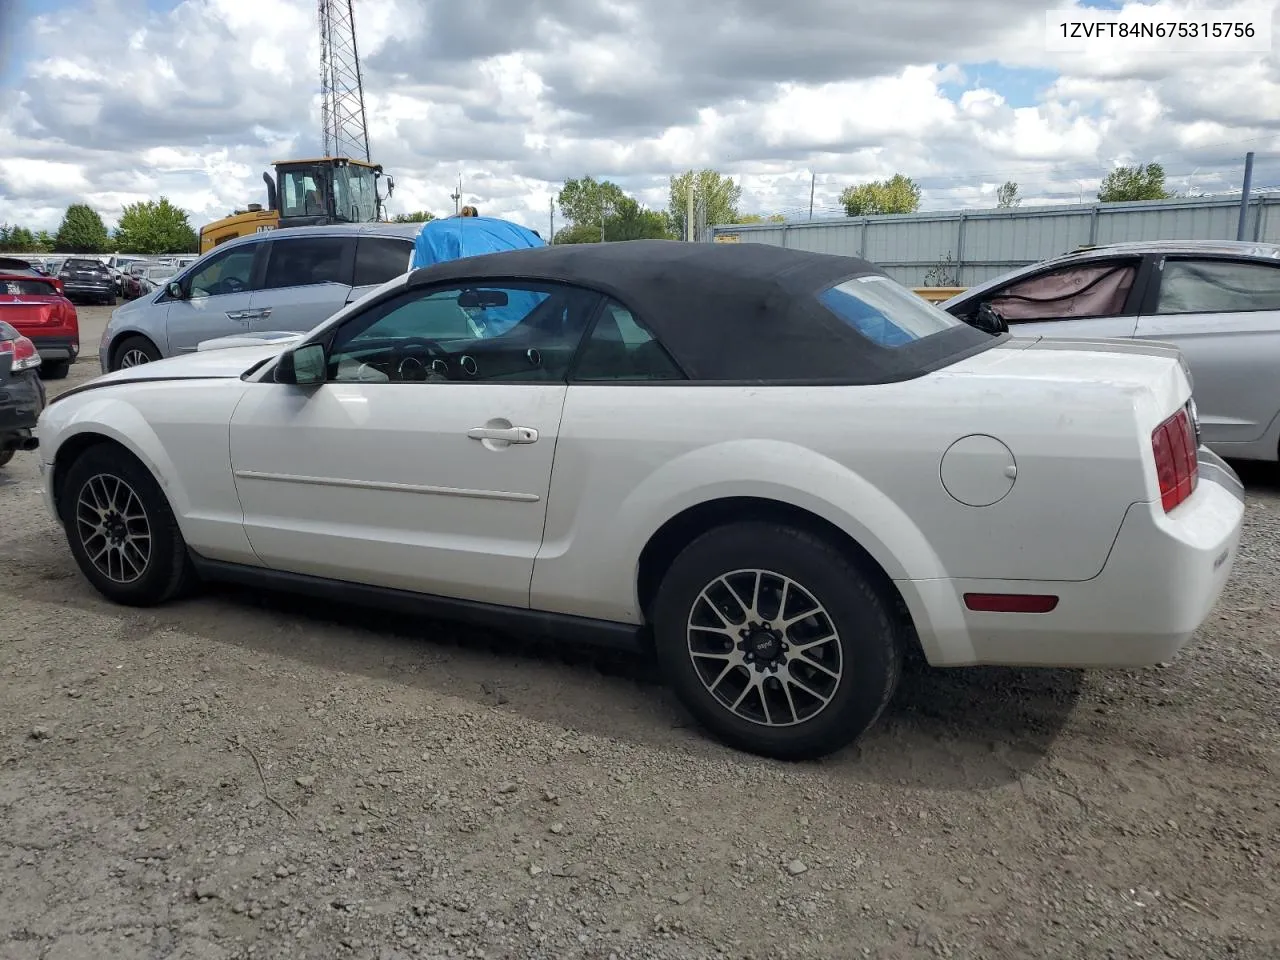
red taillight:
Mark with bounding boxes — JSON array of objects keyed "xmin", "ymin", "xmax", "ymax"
[
  {"xmin": 1152, "ymin": 407, "xmax": 1199, "ymax": 512},
  {"xmin": 964, "ymin": 593, "xmax": 1060, "ymax": 613},
  {"xmin": 0, "ymin": 334, "xmax": 41, "ymax": 371}
]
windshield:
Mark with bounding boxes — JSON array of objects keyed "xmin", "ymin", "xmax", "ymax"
[
  {"xmin": 331, "ymin": 164, "xmax": 379, "ymax": 223},
  {"xmin": 817, "ymin": 275, "xmax": 964, "ymax": 348}
]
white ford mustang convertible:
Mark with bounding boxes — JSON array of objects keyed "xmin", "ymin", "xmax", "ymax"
[{"xmin": 36, "ymin": 240, "xmax": 1245, "ymax": 760}]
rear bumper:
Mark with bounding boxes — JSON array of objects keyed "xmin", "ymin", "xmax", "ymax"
[
  {"xmin": 0, "ymin": 370, "xmax": 46, "ymax": 450},
  {"xmin": 29, "ymin": 334, "xmax": 80, "ymax": 363},
  {"xmin": 899, "ymin": 448, "xmax": 1245, "ymax": 668},
  {"xmin": 62, "ymin": 282, "xmax": 114, "ymax": 301}
]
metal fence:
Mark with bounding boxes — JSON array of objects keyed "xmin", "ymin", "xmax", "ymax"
[{"xmin": 706, "ymin": 195, "xmax": 1280, "ymax": 288}]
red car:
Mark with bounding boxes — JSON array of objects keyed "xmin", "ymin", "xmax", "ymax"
[{"xmin": 0, "ymin": 257, "xmax": 80, "ymax": 379}]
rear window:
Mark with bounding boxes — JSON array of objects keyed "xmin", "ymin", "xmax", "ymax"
[
  {"xmin": 817, "ymin": 275, "xmax": 963, "ymax": 348},
  {"xmin": 354, "ymin": 236, "xmax": 414, "ymax": 287},
  {"xmin": 63, "ymin": 259, "xmax": 106, "ymax": 272},
  {"xmin": 2, "ymin": 279, "xmax": 57, "ymax": 296}
]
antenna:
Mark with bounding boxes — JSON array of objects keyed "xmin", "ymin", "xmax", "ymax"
[
  {"xmin": 451, "ymin": 178, "xmax": 462, "ymax": 215},
  {"xmin": 318, "ymin": 0, "xmax": 371, "ymax": 161}
]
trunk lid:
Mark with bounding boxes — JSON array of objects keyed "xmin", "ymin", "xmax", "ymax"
[
  {"xmin": 0, "ymin": 297, "xmax": 60, "ymax": 328},
  {"xmin": 946, "ymin": 334, "xmax": 1190, "ymax": 409},
  {"xmin": 940, "ymin": 334, "xmax": 1194, "ymax": 459}
]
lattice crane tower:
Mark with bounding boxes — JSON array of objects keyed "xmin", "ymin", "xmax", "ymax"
[{"xmin": 318, "ymin": 0, "xmax": 371, "ymax": 162}]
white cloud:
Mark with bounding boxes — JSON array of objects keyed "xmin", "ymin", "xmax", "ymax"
[{"xmin": 0, "ymin": 0, "xmax": 1277, "ymax": 236}]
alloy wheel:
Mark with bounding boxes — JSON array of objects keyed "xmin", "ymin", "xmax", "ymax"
[
  {"xmin": 685, "ymin": 568, "xmax": 844, "ymax": 727},
  {"xmin": 119, "ymin": 349, "xmax": 152, "ymax": 368},
  {"xmin": 75, "ymin": 473, "xmax": 153, "ymax": 584}
]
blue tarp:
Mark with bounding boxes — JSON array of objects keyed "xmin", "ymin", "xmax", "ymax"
[
  {"xmin": 409, "ymin": 216, "xmax": 547, "ymax": 337},
  {"xmin": 410, "ymin": 215, "xmax": 545, "ymax": 270}
]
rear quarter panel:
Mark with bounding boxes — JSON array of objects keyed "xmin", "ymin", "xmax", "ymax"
[{"xmin": 532, "ymin": 352, "xmax": 1185, "ymax": 624}]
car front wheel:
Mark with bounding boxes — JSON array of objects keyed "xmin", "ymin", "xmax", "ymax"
[
  {"xmin": 112, "ymin": 335, "xmax": 160, "ymax": 370},
  {"xmin": 59, "ymin": 443, "xmax": 196, "ymax": 606},
  {"xmin": 652, "ymin": 521, "xmax": 903, "ymax": 761}
]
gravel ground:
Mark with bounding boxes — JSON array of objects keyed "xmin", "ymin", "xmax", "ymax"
[{"xmin": 2, "ymin": 304, "xmax": 1278, "ymax": 960}]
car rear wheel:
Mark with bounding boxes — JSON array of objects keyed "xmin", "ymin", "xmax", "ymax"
[
  {"xmin": 652, "ymin": 521, "xmax": 903, "ymax": 761},
  {"xmin": 112, "ymin": 335, "xmax": 160, "ymax": 371},
  {"xmin": 59, "ymin": 443, "xmax": 196, "ymax": 606},
  {"xmin": 41, "ymin": 360, "xmax": 70, "ymax": 380}
]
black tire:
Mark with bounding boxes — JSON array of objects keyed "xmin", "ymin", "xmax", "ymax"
[
  {"xmin": 41, "ymin": 360, "xmax": 70, "ymax": 380},
  {"xmin": 111, "ymin": 335, "xmax": 160, "ymax": 371},
  {"xmin": 0, "ymin": 449, "xmax": 13, "ymax": 469},
  {"xmin": 652, "ymin": 521, "xmax": 903, "ymax": 761},
  {"xmin": 59, "ymin": 443, "xmax": 196, "ymax": 606}
]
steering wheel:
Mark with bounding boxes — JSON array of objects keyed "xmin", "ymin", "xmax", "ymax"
[
  {"xmin": 214, "ymin": 276, "xmax": 247, "ymax": 295},
  {"xmin": 392, "ymin": 337, "xmax": 450, "ymax": 382}
]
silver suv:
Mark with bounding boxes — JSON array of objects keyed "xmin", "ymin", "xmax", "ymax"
[{"xmin": 99, "ymin": 223, "xmax": 421, "ymax": 372}]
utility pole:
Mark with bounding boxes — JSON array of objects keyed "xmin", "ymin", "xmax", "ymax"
[
  {"xmin": 599, "ymin": 191, "xmax": 605, "ymax": 242},
  {"xmin": 808, "ymin": 172, "xmax": 815, "ymax": 220},
  {"xmin": 450, "ymin": 177, "xmax": 461, "ymax": 215},
  {"xmin": 549, "ymin": 197, "xmax": 555, "ymax": 245},
  {"xmin": 1237, "ymin": 151, "xmax": 1255, "ymax": 241},
  {"xmin": 687, "ymin": 182, "xmax": 695, "ymax": 242}
]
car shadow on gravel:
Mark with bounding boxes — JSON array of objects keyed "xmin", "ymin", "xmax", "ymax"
[
  {"xmin": 6, "ymin": 542, "xmax": 1081, "ymax": 788},
  {"xmin": 161, "ymin": 581, "xmax": 1086, "ymax": 787}
]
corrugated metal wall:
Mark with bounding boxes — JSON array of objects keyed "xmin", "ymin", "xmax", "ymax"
[{"xmin": 707, "ymin": 196, "xmax": 1280, "ymax": 287}]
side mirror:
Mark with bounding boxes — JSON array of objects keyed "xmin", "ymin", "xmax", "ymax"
[
  {"xmin": 972, "ymin": 302, "xmax": 1009, "ymax": 336},
  {"xmin": 275, "ymin": 343, "xmax": 327, "ymax": 385},
  {"xmin": 165, "ymin": 281, "xmax": 184, "ymax": 300}
]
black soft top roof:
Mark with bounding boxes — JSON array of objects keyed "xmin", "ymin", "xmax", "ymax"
[{"xmin": 406, "ymin": 239, "xmax": 994, "ymax": 383}]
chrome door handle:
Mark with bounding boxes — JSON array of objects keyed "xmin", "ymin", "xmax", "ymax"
[
  {"xmin": 467, "ymin": 426, "xmax": 538, "ymax": 444},
  {"xmin": 254, "ymin": 307, "xmax": 272, "ymax": 320},
  {"xmin": 225, "ymin": 310, "xmax": 252, "ymax": 322}
]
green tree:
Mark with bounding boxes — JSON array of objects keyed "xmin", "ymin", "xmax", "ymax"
[
  {"xmin": 839, "ymin": 174, "xmax": 921, "ymax": 216},
  {"xmin": 54, "ymin": 203, "xmax": 111, "ymax": 253},
  {"xmin": 734, "ymin": 213, "xmax": 786, "ymax": 224},
  {"xmin": 35, "ymin": 230, "xmax": 55, "ymax": 252},
  {"xmin": 667, "ymin": 169, "xmax": 742, "ymax": 239},
  {"xmin": 0, "ymin": 224, "xmax": 40, "ymax": 252},
  {"xmin": 112, "ymin": 197, "xmax": 199, "ymax": 254},
  {"xmin": 557, "ymin": 176, "xmax": 630, "ymax": 231},
  {"xmin": 1097, "ymin": 163, "xmax": 1172, "ymax": 202},
  {"xmin": 392, "ymin": 211, "xmax": 435, "ymax": 223},
  {"xmin": 554, "ymin": 177, "xmax": 671, "ymax": 243},
  {"xmin": 996, "ymin": 181, "xmax": 1021, "ymax": 208}
]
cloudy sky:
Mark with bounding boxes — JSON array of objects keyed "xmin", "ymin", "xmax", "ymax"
[{"xmin": 1, "ymin": 0, "xmax": 1278, "ymax": 235}]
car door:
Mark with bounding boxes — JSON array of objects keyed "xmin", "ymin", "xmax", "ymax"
[
  {"xmin": 1134, "ymin": 255, "xmax": 1280, "ymax": 445},
  {"xmin": 227, "ymin": 278, "xmax": 603, "ymax": 607},
  {"xmin": 247, "ymin": 234, "xmax": 355, "ymax": 334},
  {"xmin": 349, "ymin": 234, "xmax": 416, "ymax": 304},
  {"xmin": 163, "ymin": 243, "xmax": 265, "ymax": 354},
  {"xmin": 948, "ymin": 256, "xmax": 1149, "ymax": 340}
]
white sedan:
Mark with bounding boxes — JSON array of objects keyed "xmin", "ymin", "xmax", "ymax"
[{"xmin": 35, "ymin": 240, "xmax": 1245, "ymax": 760}]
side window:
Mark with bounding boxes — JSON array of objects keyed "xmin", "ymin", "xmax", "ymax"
[
  {"xmin": 261, "ymin": 236, "xmax": 351, "ymax": 290},
  {"xmin": 573, "ymin": 299, "xmax": 685, "ymax": 381},
  {"xmin": 326, "ymin": 281, "xmax": 600, "ymax": 384},
  {"xmin": 187, "ymin": 246, "xmax": 258, "ymax": 299},
  {"xmin": 1155, "ymin": 259, "xmax": 1280, "ymax": 315},
  {"xmin": 986, "ymin": 260, "xmax": 1138, "ymax": 322},
  {"xmin": 353, "ymin": 237, "xmax": 414, "ymax": 287}
]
